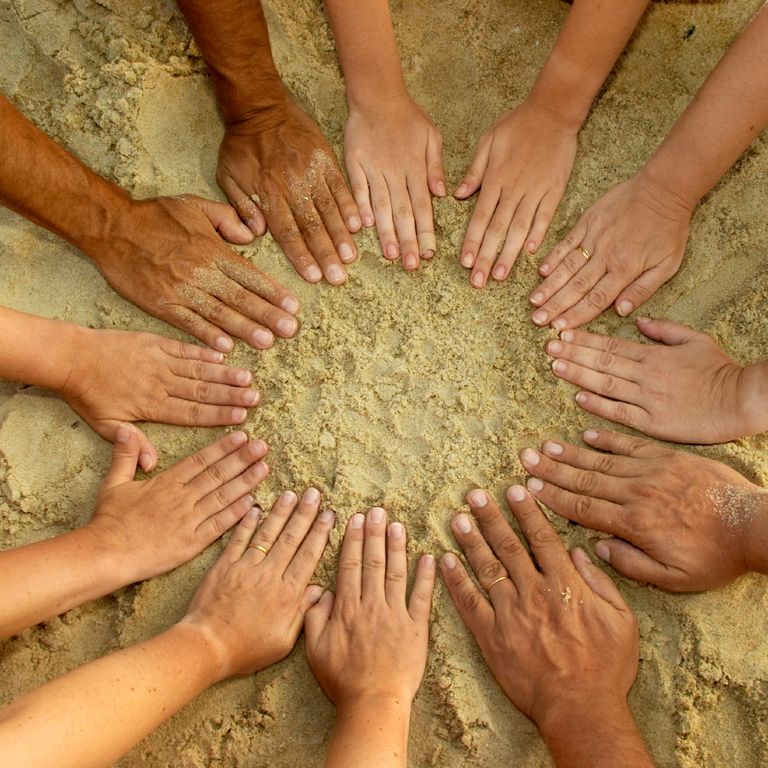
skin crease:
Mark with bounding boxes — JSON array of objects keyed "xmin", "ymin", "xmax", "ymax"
[
  {"xmin": 532, "ymin": 4, "xmax": 768, "ymax": 328},
  {"xmin": 441, "ymin": 487, "xmax": 654, "ymax": 768},
  {"xmin": 546, "ymin": 317, "xmax": 768, "ymax": 444},
  {"xmin": 305, "ymin": 512, "xmax": 435, "ymax": 768},
  {"xmin": 0, "ymin": 492, "xmax": 334, "ymax": 768},
  {"xmin": 0, "ymin": 95, "xmax": 299, "ymax": 353},
  {"xmin": 176, "ymin": 0, "xmax": 361, "ymax": 286},
  {"xmin": 0, "ymin": 428, "xmax": 269, "ymax": 639},
  {"xmin": 0, "ymin": 306, "xmax": 260, "ymax": 471},
  {"xmin": 324, "ymin": 0, "xmax": 446, "ymax": 272},
  {"xmin": 521, "ymin": 430, "xmax": 768, "ymax": 591}
]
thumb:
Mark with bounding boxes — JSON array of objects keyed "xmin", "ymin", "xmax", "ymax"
[
  {"xmin": 304, "ymin": 590, "xmax": 334, "ymax": 645},
  {"xmin": 635, "ymin": 316, "xmax": 699, "ymax": 346},
  {"xmin": 594, "ymin": 538, "xmax": 682, "ymax": 590},
  {"xmin": 570, "ymin": 547, "xmax": 628, "ymax": 612},
  {"xmin": 426, "ymin": 129, "xmax": 446, "ymax": 197},
  {"xmin": 102, "ymin": 424, "xmax": 141, "ymax": 490},
  {"xmin": 197, "ymin": 197, "xmax": 255, "ymax": 244}
]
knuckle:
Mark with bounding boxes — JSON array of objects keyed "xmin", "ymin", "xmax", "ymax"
[
  {"xmin": 279, "ymin": 530, "xmax": 301, "ymax": 548},
  {"xmin": 592, "ymin": 454, "xmax": 616, "ymax": 474},
  {"xmin": 509, "ymin": 218, "xmax": 530, "ymax": 235},
  {"xmin": 191, "ymin": 361, "xmax": 206, "ymax": 380},
  {"xmin": 605, "ymin": 337, "xmax": 622, "ymax": 355},
  {"xmin": 190, "ymin": 450, "xmax": 208, "ymax": 473},
  {"xmin": 529, "ymin": 524, "xmax": 559, "ymax": 548},
  {"xmin": 460, "ymin": 587, "xmax": 483, "ymax": 613},
  {"xmin": 340, "ymin": 557, "xmax": 362, "ymax": 573},
  {"xmin": 574, "ymin": 471, "xmax": 598, "ymax": 494},
  {"xmin": 573, "ymin": 494, "xmax": 594, "ymax": 522},
  {"xmin": 498, "ymin": 534, "xmax": 524, "ymax": 559},
  {"xmin": 597, "ymin": 351, "xmax": 615, "ymax": 369},
  {"xmin": 569, "ymin": 274, "xmax": 591, "ymax": 293},
  {"xmin": 186, "ymin": 401, "xmax": 202, "ymax": 423},
  {"xmin": 479, "ymin": 561, "xmax": 506, "ymax": 582},
  {"xmin": 214, "ymin": 488, "xmax": 230, "ymax": 508},
  {"xmin": 274, "ymin": 223, "xmax": 301, "ymax": 244},
  {"xmin": 601, "ymin": 375, "xmax": 618, "ymax": 396},
  {"xmin": 586, "ymin": 289, "xmax": 607, "ymax": 310},
  {"xmin": 194, "ymin": 381, "xmax": 211, "ymax": 401},
  {"xmin": 385, "ymin": 567, "xmax": 407, "ymax": 583},
  {"xmin": 204, "ymin": 301, "xmax": 225, "ymax": 323},
  {"xmin": 393, "ymin": 203, "xmax": 411, "ymax": 222},
  {"xmin": 205, "ymin": 461, "xmax": 224, "ymax": 485},
  {"xmin": 364, "ymin": 555, "xmax": 386, "ymax": 571}
]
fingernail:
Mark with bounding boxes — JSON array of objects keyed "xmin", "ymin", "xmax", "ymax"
[
  {"xmin": 454, "ymin": 514, "xmax": 472, "ymax": 534},
  {"xmin": 210, "ymin": 351, "xmax": 225, "ymax": 362},
  {"xmin": 253, "ymin": 328, "xmax": 274, "ymax": 348},
  {"xmin": 369, "ymin": 506, "xmax": 385, "ymax": 524},
  {"xmin": 595, "ymin": 541, "xmax": 611, "ymax": 563},
  {"xmin": 116, "ymin": 425, "xmax": 130, "ymax": 444},
  {"xmin": 455, "ymin": 183, "xmax": 468, "ymax": 197},
  {"xmin": 521, "ymin": 448, "xmax": 540, "ymax": 467},
  {"xmin": 530, "ymin": 292, "xmax": 544, "ymax": 305},
  {"xmin": 574, "ymin": 546, "xmax": 592, "ymax": 565},
  {"xmin": 492, "ymin": 265, "xmax": 507, "ymax": 280},
  {"xmin": 236, "ymin": 370, "xmax": 251, "ymax": 385},
  {"xmin": 246, "ymin": 218, "xmax": 262, "ymax": 232},
  {"xmin": 527, "ymin": 477, "xmax": 544, "ymax": 492},
  {"xmin": 350, "ymin": 513, "xmax": 365, "ymax": 528},
  {"xmin": 547, "ymin": 341, "xmax": 563, "ymax": 355},
  {"xmin": 422, "ymin": 249, "xmax": 435, "ymax": 260},
  {"xmin": 575, "ymin": 392, "xmax": 588, "ymax": 404},
  {"xmin": 532, "ymin": 310, "xmax": 548, "ymax": 326},
  {"xmin": 348, "ymin": 215, "xmax": 362, "ymax": 231},
  {"xmin": 560, "ymin": 330, "xmax": 574, "ymax": 342},
  {"xmin": 470, "ymin": 271, "xmax": 485, "ymax": 287},
  {"xmin": 460, "ymin": 252, "xmax": 474, "ymax": 268},
  {"xmin": 386, "ymin": 243, "xmax": 399, "ymax": 260},
  {"xmin": 637, "ymin": 316, "xmax": 652, "ymax": 324},
  {"xmin": 404, "ymin": 253, "xmax": 418, "ymax": 270},
  {"xmin": 552, "ymin": 318, "xmax": 567, "ymax": 331},
  {"xmin": 617, "ymin": 300, "xmax": 633, "ymax": 317},
  {"xmin": 389, "ymin": 522, "xmax": 404, "ymax": 539},
  {"xmin": 326, "ymin": 264, "xmax": 346, "ymax": 284},
  {"xmin": 526, "ymin": 241, "xmax": 537, "ymax": 253},
  {"xmin": 467, "ymin": 489, "xmax": 487, "ymax": 508},
  {"xmin": 304, "ymin": 487, "xmax": 320, "ymax": 504},
  {"xmin": 280, "ymin": 490, "xmax": 298, "ymax": 505},
  {"xmin": 436, "ymin": 180, "xmax": 447, "ymax": 196},
  {"xmin": 422, "ymin": 553, "xmax": 436, "ymax": 569},
  {"xmin": 307, "ymin": 265, "xmax": 323, "ymax": 282},
  {"xmin": 306, "ymin": 585, "xmax": 324, "ymax": 604},
  {"xmin": 552, "ymin": 360, "xmax": 567, "ymax": 374},
  {"xmin": 442, "ymin": 552, "xmax": 458, "ymax": 570},
  {"xmin": 216, "ymin": 336, "xmax": 233, "ymax": 352},
  {"xmin": 539, "ymin": 263, "xmax": 552, "ymax": 275},
  {"xmin": 246, "ymin": 504, "xmax": 259, "ymax": 520},
  {"xmin": 339, "ymin": 242, "xmax": 356, "ymax": 263},
  {"xmin": 507, "ymin": 485, "xmax": 526, "ymax": 502},
  {"xmin": 231, "ymin": 430, "xmax": 248, "ymax": 445},
  {"xmin": 318, "ymin": 509, "xmax": 335, "ymax": 524},
  {"xmin": 277, "ymin": 316, "xmax": 298, "ymax": 337},
  {"xmin": 241, "ymin": 390, "xmax": 257, "ymax": 405},
  {"xmin": 281, "ymin": 295, "xmax": 300, "ymax": 315},
  {"xmin": 543, "ymin": 441, "xmax": 563, "ymax": 456},
  {"xmin": 139, "ymin": 453, "xmax": 153, "ymax": 470},
  {"xmin": 363, "ymin": 214, "xmax": 375, "ymax": 227},
  {"xmin": 232, "ymin": 407, "xmax": 247, "ymax": 422},
  {"xmin": 584, "ymin": 429, "xmax": 599, "ymax": 441}
]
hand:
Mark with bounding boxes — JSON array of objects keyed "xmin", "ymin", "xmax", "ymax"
[
  {"xmin": 59, "ymin": 328, "xmax": 260, "ymax": 471},
  {"xmin": 305, "ymin": 508, "xmax": 435, "ymax": 705},
  {"xmin": 440, "ymin": 487, "xmax": 645, "ymax": 764},
  {"xmin": 546, "ymin": 317, "xmax": 767, "ymax": 443},
  {"xmin": 89, "ymin": 429, "xmax": 269, "ymax": 584},
  {"xmin": 530, "ymin": 170, "xmax": 693, "ymax": 329},
  {"xmin": 345, "ymin": 92, "xmax": 445, "ymax": 271},
  {"xmin": 181, "ymin": 488, "xmax": 334, "ymax": 679},
  {"xmin": 217, "ymin": 100, "xmax": 361, "ymax": 285},
  {"xmin": 520, "ymin": 429, "xmax": 765, "ymax": 591},
  {"xmin": 96, "ymin": 195, "xmax": 300, "ymax": 352},
  {"xmin": 455, "ymin": 100, "xmax": 577, "ymax": 287}
]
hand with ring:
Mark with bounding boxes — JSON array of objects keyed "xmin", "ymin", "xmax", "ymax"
[
  {"xmin": 529, "ymin": 172, "xmax": 693, "ymax": 330},
  {"xmin": 441, "ymin": 487, "xmax": 653, "ymax": 768}
]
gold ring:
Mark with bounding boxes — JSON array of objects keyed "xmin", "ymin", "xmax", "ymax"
[
  {"xmin": 251, "ymin": 544, "xmax": 269, "ymax": 555},
  {"xmin": 576, "ymin": 243, "xmax": 592, "ymax": 261},
  {"xmin": 486, "ymin": 574, "xmax": 510, "ymax": 591}
]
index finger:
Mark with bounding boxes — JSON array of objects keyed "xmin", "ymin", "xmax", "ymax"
[
  {"xmin": 218, "ymin": 256, "xmax": 300, "ymax": 316},
  {"xmin": 266, "ymin": 198, "xmax": 324, "ymax": 283},
  {"xmin": 173, "ymin": 431, "xmax": 249, "ymax": 483}
]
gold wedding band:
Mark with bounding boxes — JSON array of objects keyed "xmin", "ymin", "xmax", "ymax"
[
  {"xmin": 486, "ymin": 574, "xmax": 510, "ymax": 591},
  {"xmin": 576, "ymin": 243, "xmax": 592, "ymax": 261},
  {"xmin": 251, "ymin": 544, "xmax": 270, "ymax": 555}
]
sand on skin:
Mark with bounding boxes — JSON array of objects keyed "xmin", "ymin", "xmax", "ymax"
[{"xmin": 0, "ymin": 0, "xmax": 767, "ymax": 765}]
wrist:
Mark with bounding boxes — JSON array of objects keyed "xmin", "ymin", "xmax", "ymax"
[
  {"xmin": 740, "ymin": 489, "xmax": 768, "ymax": 575},
  {"xmin": 335, "ymin": 690, "xmax": 413, "ymax": 718},
  {"xmin": 172, "ymin": 618, "xmax": 234, "ymax": 685},
  {"xmin": 636, "ymin": 157, "xmax": 702, "ymax": 213},
  {"xmin": 52, "ymin": 323, "xmax": 98, "ymax": 399},
  {"xmin": 630, "ymin": 165, "xmax": 698, "ymax": 217},
  {"xmin": 345, "ymin": 76, "xmax": 409, "ymax": 114},
  {"xmin": 736, "ymin": 361, "xmax": 768, "ymax": 437}
]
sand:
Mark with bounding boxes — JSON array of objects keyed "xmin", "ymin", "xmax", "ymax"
[{"xmin": 1, "ymin": 0, "xmax": 767, "ymax": 765}]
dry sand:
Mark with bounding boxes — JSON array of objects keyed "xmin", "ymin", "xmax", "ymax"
[{"xmin": 1, "ymin": 0, "xmax": 767, "ymax": 765}]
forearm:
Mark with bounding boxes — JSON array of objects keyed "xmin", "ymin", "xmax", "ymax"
[
  {"xmin": 640, "ymin": 5, "xmax": 768, "ymax": 206},
  {"xmin": 0, "ymin": 523, "xmax": 130, "ymax": 638},
  {"xmin": 176, "ymin": 0, "xmax": 289, "ymax": 124},
  {"xmin": 0, "ymin": 93, "xmax": 130, "ymax": 261},
  {"xmin": 323, "ymin": 0, "xmax": 406, "ymax": 109},
  {"xmin": 526, "ymin": 0, "xmax": 650, "ymax": 129},
  {"xmin": 0, "ymin": 623, "xmax": 221, "ymax": 768},
  {"xmin": 325, "ymin": 697, "xmax": 410, "ymax": 768}
]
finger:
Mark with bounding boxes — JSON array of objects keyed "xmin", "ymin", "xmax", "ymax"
[
  {"xmin": 593, "ymin": 539, "xmax": 684, "ymax": 591},
  {"xmin": 504, "ymin": 486, "xmax": 572, "ymax": 575},
  {"xmin": 539, "ymin": 439, "xmax": 637, "ymax": 476},
  {"xmin": 440, "ymin": 552, "xmax": 495, "ymax": 636},
  {"xmin": 284, "ymin": 508, "xmax": 335, "ymax": 585},
  {"xmin": 159, "ymin": 398, "xmax": 249, "ymax": 428},
  {"xmin": 491, "ymin": 197, "xmax": 537, "ymax": 282},
  {"xmin": 426, "ymin": 128, "xmax": 446, "ymax": 197},
  {"xmin": 347, "ymin": 161, "xmax": 375, "ymax": 228},
  {"xmin": 198, "ymin": 198, "xmax": 256, "ymax": 245},
  {"xmin": 217, "ymin": 256, "xmax": 300, "ymax": 316},
  {"xmin": 101, "ymin": 424, "xmax": 140, "ymax": 489},
  {"xmin": 554, "ymin": 272, "xmax": 628, "ymax": 330},
  {"xmin": 221, "ymin": 502, "xmax": 261, "ymax": 562},
  {"xmin": 466, "ymin": 488, "xmax": 535, "ymax": 585},
  {"xmin": 369, "ymin": 173, "xmax": 399, "ymax": 262},
  {"xmin": 188, "ymin": 438, "xmax": 269, "ymax": 498},
  {"xmin": 450, "ymin": 513, "xmax": 512, "ymax": 599},
  {"xmin": 305, "ymin": 589, "xmax": 335, "ymax": 645},
  {"xmin": 570, "ymin": 547, "xmax": 631, "ymax": 611},
  {"xmin": 170, "ymin": 306, "xmax": 234, "ymax": 355},
  {"xmin": 294, "ymin": 199, "xmax": 347, "ymax": 286},
  {"xmin": 525, "ymin": 191, "xmax": 559, "ymax": 255},
  {"xmin": 267, "ymin": 198, "xmax": 324, "ymax": 283},
  {"xmin": 134, "ymin": 427, "xmax": 158, "ymax": 473},
  {"xmin": 385, "ymin": 521, "xmax": 408, "ymax": 607},
  {"xmin": 582, "ymin": 428, "xmax": 666, "ymax": 459},
  {"xmin": 548, "ymin": 358, "xmax": 641, "ymax": 403},
  {"xmin": 614, "ymin": 262, "xmax": 678, "ymax": 318},
  {"xmin": 471, "ymin": 194, "xmax": 517, "ymax": 288},
  {"xmin": 164, "ymin": 340, "xmax": 227, "ymax": 365},
  {"xmin": 325, "ymin": 163, "xmax": 362, "ymax": 233},
  {"xmin": 460, "ymin": 185, "xmax": 498, "ymax": 273},
  {"xmin": 546, "ymin": 337, "xmax": 641, "ymax": 383},
  {"xmin": 535, "ymin": 220, "xmax": 587, "ymax": 280},
  {"xmin": 197, "ymin": 457, "xmax": 269, "ymax": 519},
  {"xmin": 166, "ymin": 377, "xmax": 259, "ymax": 409},
  {"xmin": 635, "ymin": 316, "xmax": 700, "ymax": 346},
  {"xmin": 388, "ymin": 177, "xmax": 419, "ymax": 271},
  {"xmin": 532, "ymin": 259, "xmax": 603, "ymax": 329},
  {"xmin": 196, "ymin": 494, "xmax": 256, "ymax": 548},
  {"xmin": 313, "ymin": 176, "xmax": 358, "ymax": 265},
  {"xmin": 573, "ymin": 391, "xmax": 649, "ymax": 433},
  {"xmin": 408, "ymin": 173, "xmax": 436, "ymax": 260},
  {"xmin": 267, "ymin": 487, "xmax": 324, "ymax": 569},
  {"xmin": 553, "ymin": 328, "xmax": 646, "ymax": 363},
  {"xmin": 168, "ymin": 357, "xmax": 254, "ymax": 389},
  {"xmin": 217, "ymin": 174, "xmax": 267, "ymax": 236},
  {"xmin": 172, "ymin": 430, "xmax": 249, "ymax": 482},
  {"xmin": 454, "ymin": 135, "xmax": 490, "ymax": 200},
  {"xmin": 249, "ymin": 490, "xmax": 298, "ymax": 555},
  {"xmin": 408, "ymin": 554, "xmax": 436, "ymax": 623},
  {"xmin": 336, "ymin": 513, "xmax": 365, "ymax": 603},
  {"xmin": 362, "ymin": 506, "xmax": 388, "ymax": 599}
]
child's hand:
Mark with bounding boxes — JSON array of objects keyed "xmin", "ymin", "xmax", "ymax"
[
  {"xmin": 60, "ymin": 329, "xmax": 262, "ymax": 471},
  {"xmin": 305, "ymin": 508, "xmax": 435, "ymax": 707},
  {"xmin": 181, "ymin": 488, "xmax": 334, "ymax": 679},
  {"xmin": 88, "ymin": 429, "xmax": 269, "ymax": 585},
  {"xmin": 345, "ymin": 93, "xmax": 445, "ymax": 271},
  {"xmin": 455, "ymin": 100, "xmax": 577, "ymax": 287},
  {"xmin": 530, "ymin": 171, "xmax": 692, "ymax": 329}
]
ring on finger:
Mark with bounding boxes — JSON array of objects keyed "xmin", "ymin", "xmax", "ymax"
[
  {"xmin": 576, "ymin": 243, "xmax": 592, "ymax": 261},
  {"xmin": 486, "ymin": 574, "xmax": 510, "ymax": 591},
  {"xmin": 250, "ymin": 544, "xmax": 269, "ymax": 555}
]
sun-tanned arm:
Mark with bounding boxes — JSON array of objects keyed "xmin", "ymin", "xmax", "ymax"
[
  {"xmin": 532, "ymin": 4, "xmax": 768, "ymax": 329},
  {"xmin": 0, "ymin": 495, "xmax": 333, "ymax": 768},
  {"xmin": 175, "ymin": 0, "xmax": 361, "ymax": 286},
  {"xmin": 0, "ymin": 93, "xmax": 299, "ymax": 352}
]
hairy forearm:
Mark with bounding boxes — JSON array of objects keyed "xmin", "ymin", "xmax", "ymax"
[
  {"xmin": 0, "ymin": 623, "xmax": 220, "ymax": 768},
  {"xmin": 641, "ymin": 5, "xmax": 768, "ymax": 206},
  {"xmin": 0, "ymin": 93, "xmax": 129, "ymax": 260},
  {"xmin": 323, "ymin": 0, "xmax": 406, "ymax": 109},
  {"xmin": 527, "ymin": 0, "xmax": 650, "ymax": 129},
  {"xmin": 325, "ymin": 697, "xmax": 410, "ymax": 768},
  {"xmin": 176, "ymin": 0, "xmax": 288, "ymax": 123}
]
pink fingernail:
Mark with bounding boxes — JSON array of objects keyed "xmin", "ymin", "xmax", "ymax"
[
  {"xmin": 216, "ymin": 336, "xmax": 233, "ymax": 352},
  {"xmin": 350, "ymin": 513, "xmax": 365, "ymax": 528},
  {"xmin": 454, "ymin": 514, "xmax": 472, "ymax": 534},
  {"xmin": 467, "ymin": 489, "xmax": 487, "ymax": 508},
  {"xmin": 527, "ymin": 478, "xmax": 544, "ymax": 492},
  {"xmin": 442, "ymin": 552, "xmax": 458, "ymax": 570},
  {"xmin": 389, "ymin": 522, "xmax": 404, "ymax": 539},
  {"xmin": 507, "ymin": 485, "xmax": 526, "ymax": 502},
  {"xmin": 530, "ymin": 292, "xmax": 544, "ymax": 306},
  {"xmin": 281, "ymin": 296, "xmax": 300, "ymax": 315},
  {"xmin": 521, "ymin": 448, "xmax": 540, "ymax": 467},
  {"xmin": 532, "ymin": 311, "xmax": 548, "ymax": 326}
]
